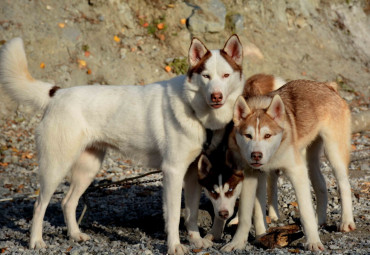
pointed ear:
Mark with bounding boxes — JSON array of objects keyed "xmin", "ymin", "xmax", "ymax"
[
  {"xmin": 223, "ymin": 34, "xmax": 243, "ymax": 66},
  {"xmin": 197, "ymin": 154, "xmax": 212, "ymax": 180},
  {"xmin": 188, "ymin": 37, "xmax": 208, "ymax": 68},
  {"xmin": 266, "ymin": 95, "xmax": 285, "ymax": 125},
  {"xmin": 225, "ymin": 149, "xmax": 235, "ymax": 169},
  {"xmin": 233, "ymin": 95, "xmax": 250, "ymax": 127}
]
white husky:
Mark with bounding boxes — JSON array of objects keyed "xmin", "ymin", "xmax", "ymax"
[
  {"xmin": 222, "ymin": 80, "xmax": 356, "ymax": 252},
  {"xmin": 0, "ymin": 35, "xmax": 245, "ymax": 254}
]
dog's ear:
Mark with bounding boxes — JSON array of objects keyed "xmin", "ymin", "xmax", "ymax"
[
  {"xmin": 223, "ymin": 34, "xmax": 243, "ymax": 66},
  {"xmin": 233, "ymin": 95, "xmax": 250, "ymax": 127},
  {"xmin": 188, "ymin": 37, "xmax": 208, "ymax": 68},
  {"xmin": 197, "ymin": 154, "xmax": 212, "ymax": 180},
  {"xmin": 225, "ymin": 149, "xmax": 236, "ymax": 169},
  {"xmin": 266, "ymin": 95, "xmax": 285, "ymax": 126}
]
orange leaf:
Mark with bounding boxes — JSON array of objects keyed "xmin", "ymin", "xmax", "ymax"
[
  {"xmin": 157, "ymin": 23, "xmax": 165, "ymax": 30},
  {"xmin": 290, "ymin": 201, "xmax": 298, "ymax": 207},
  {"xmin": 157, "ymin": 34, "xmax": 165, "ymax": 41},
  {"xmin": 40, "ymin": 62, "xmax": 45, "ymax": 69},
  {"xmin": 180, "ymin": 18, "xmax": 186, "ymax": 25},
  {"xmin": 113, "ymin": 35, "xmax": 120, "ymax": 43},
  {"xmin": 77, "ymin": 59, "xmax": 87, "ymax": 68},
  {"xmin": 84, "ymin": 51, "xmax": 90, "ymax": 57},
  {"xmin": 266, "ymin": 216, "xmax": 271, "ymax": 224},
  {"xmin": 164, "ymin": 65, "xmax": 171, "ymax": 73},
  {"xmin": 86, "ymin": 69, "xmax": 92, "ymax": 75},
  {"xmin": 143, "ymin": 22, "xmax": 149, "ymax": 28},
  {"xmin": 58, "ymin": 23, "xmax": 65, "ymax": 28}
]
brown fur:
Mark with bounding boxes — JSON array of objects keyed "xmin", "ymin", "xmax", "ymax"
[
  {"xmin": 187, "ymin": 50, "xmax": 213, "ymax": 79},
  {"xmin": 243, "ymin": 74, "xmax": 275, "ymax": 98}
]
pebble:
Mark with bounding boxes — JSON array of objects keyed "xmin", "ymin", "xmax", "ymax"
[{"xmin": 0, "ymin": 115, "xmax": 369, "ymax": 255}]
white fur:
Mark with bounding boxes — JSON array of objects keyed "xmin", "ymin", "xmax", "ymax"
[{"xmin": 0, "ymin": 37, "xmax": 245, "ymax": 254}]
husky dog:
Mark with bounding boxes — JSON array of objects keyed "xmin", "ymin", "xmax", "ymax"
[
  {"xmin": 222, "ymin": 80, "xmax": 356, "ymax": 252},
  {"xmin": 197, "ymin": 74, "xmax": 286, "ymax": 241},
  {"xmin": 0, "ymin": 35, "xmax": 245, "ymax": 254},
  {"xmin": 197, "ymin": 152, "xmax": 244, "ymax": 242}
]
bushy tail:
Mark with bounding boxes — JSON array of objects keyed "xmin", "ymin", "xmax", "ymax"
[{"xmin": 0, "ymin": 38, "xmax": 54, "ymax": 111}]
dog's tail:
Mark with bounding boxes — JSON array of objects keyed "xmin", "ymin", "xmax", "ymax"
[{"xmin": 0, "ymin": 38, "xmax": 55, "ymax": 111}]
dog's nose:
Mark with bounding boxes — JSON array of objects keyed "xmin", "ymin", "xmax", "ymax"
[
  {"xmin": 251, "ymin": 151, "xmax": 263, "ymax": 161},
  {"xmin": 218, "ymin": 210, "xmax": 229, "ymax": 219},
  {"xmin": 211, "ymin": 92, "xmax": 223, "ymax": 103}
]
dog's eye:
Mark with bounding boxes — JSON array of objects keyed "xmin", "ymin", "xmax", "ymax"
[
  {"xmin": 264, "ymin": 134, "xmax": 271, "ymax": 139},
  {"xmin": 228, "ymin": 188, "xmax": 233, "ymax": 192},
  {"xmin": 223, "ymin": 73, "xmax": 230, "ymax": 78},
  {"xmin": 245, "ymin": 134, "xmax": 252, "ymax": 139},
  {"xmin": 202, "ymin": 74, "xmax": 210, "ymax": 79},
  {"xmin": 211, "ymin": 190, "xmax": 216, "ymax": 194}
]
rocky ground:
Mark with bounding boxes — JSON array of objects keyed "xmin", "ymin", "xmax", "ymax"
[{"xmin": 0, "ymin": 0, "xmax": 369, "ymax": 254}]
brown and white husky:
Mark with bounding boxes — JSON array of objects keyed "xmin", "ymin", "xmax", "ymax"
[{"xmin": 222, "ymin": 80, "xmax": 356, "ymax": 252}]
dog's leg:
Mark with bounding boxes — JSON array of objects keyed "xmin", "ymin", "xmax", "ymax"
[
  {"xmin": 162, "ymin": 162, "xmax": 189, "ymax": 255},
  {"xmin": 205, "ymin": 217, "xmax": 225, "ymax": 241},
  {"xmin": 322, "ymin": 130, "xmax": 355, "ymax": 232},
  {"xmin": 221, "ymin": 168, "xmax": 258, "ymax": 252},
  {"xmin": 306, "ymin": 137, "xmax": 327, "ymax": 226},
  {"xmin": 254, "ymin": 171, "xmax": 267, "ymax": 237},
  {"xmin": 183, "ymin": 163, "xmax": 212, "ymax": 248},
  {"xmin": 267, "ymin": 170, "xmax": 280, "ymax": 221},
  {"xmin": 30, "ymin": 160, "xmax": 74, "ymax": 249},
  {"xmin": 62, "ymin": 148, "xmax": 106, "ymax": 242},
  {"xmin": 285, "ymin": 156, "xmax": 324, "ymax": 251}
]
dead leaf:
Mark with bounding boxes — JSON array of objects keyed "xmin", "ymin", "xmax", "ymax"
[{"xmin": 290, "ymin": 201, "xmax": 298, "ymax": 207}]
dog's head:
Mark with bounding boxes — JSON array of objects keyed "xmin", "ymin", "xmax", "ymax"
[
  {"xmin": 232, "ymin": 95, "xmax": 285, "ymax": 170},
  {"xmin": 197, "ymin": 153, "xmax": 244, "ymax": 221},
  {"xmin": 186, "ymin": 34, "xmax": 243, "ymax": 110}
]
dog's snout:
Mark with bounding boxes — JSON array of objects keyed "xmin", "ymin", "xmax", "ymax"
[
  {"xmin": 251, "ymin": 151, "xmax": 263, "ymax": 161},
  {"xmin": 211, "ymin": 92, "xmax": 223, "ymax": 103},
  {"xmin": 218, "ymin": 210, "xmax": 229, "ymax": 219}
]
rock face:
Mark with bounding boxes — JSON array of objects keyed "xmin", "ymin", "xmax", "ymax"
[
  {"xmin": 187, "ymin": 0, "xmax": 227, "ymax": 33},
  {"xmin": 0, "ymin": 0, "xmax": 369, "ymax": 118}
]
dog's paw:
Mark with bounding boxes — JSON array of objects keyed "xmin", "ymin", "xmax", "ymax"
[
  {"xmin": 167, "ymin": 243, "xmax": 189, "ymax": 255},
  {"xmin": 70, "ymin": 232, "xmax": 91, "ymax": 242},
  {"xmin": 220, "ymin": 240, "xmax": 246, "ymax": 252},
  {"xmin": 29, "ymin": 239, "xmax": 47, "ymax": 249},
  {"xmin": 268, "ymin": 207, "xmax": 279, "ymax": 222},
  {"xmin": 305, "ymin": 241, "xmax": 325, "ymax": 251},
  {"xmin": 192, "ymin": 237, "xmax": 213, "ymax": 249},
  {"xmin": 339, "ymin": 221, "xmax": 356, "ymax": 232}
]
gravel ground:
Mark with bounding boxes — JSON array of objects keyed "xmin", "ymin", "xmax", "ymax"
[{"xmin": 0, "ymin": 109, "xmax": 369, "ymax": 255}]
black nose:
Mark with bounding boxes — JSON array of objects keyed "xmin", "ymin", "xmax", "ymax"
[
  {"xmin": 219, "ymin": 210, "xmax": 229, "ymax": 219},
  {"xmin": 211, "ymin": 92, "xmax": 223, "ymax": 103},
  {"xmin": 251, "ymin": 151, "xmax": 263, "ymax": 161}
]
